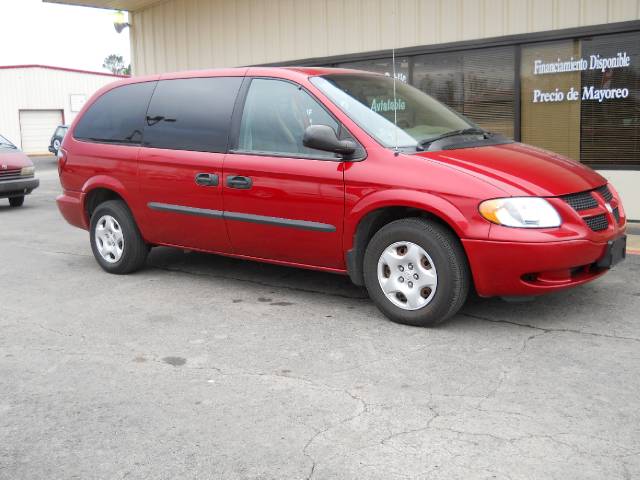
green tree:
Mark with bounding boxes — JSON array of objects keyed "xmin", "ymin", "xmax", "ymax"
[{"xmin": 103, "ymin": 54, "xmax": 130, "ymax": 75}]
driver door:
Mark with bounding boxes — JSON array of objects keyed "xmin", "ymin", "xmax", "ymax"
[{"xmin": 223, "ymin": 78, "xmax": 347, "ymax": 270}]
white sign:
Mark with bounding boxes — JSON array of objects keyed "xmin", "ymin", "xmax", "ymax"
[
  {"xmin": 70, "ymin": 94, "xmax": 87, "ymax": 112},
  {"xmin": 532, "ymin": 86, "xmax": 630, "ymax": 103},
  {"xmin": 531, "ymin": 51, "xmax": 632, "ymax": 104},
  {"xmin": 533, "ymin": 52, "xmax": 631, "ymax": 75}
]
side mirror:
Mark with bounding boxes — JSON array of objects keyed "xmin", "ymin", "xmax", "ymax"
[{"xmin": 303, "ymin": 124, "xmax": 356, "ymax": 156}]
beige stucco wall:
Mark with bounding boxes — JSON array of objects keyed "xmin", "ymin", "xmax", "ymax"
[{"xmin": 129, "ymin": 0, "xmax": 640, "ymax": 75}]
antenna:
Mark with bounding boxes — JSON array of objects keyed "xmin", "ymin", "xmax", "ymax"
[{"xmin": 391, "ymin": 0, "xmax": 399, "ymax": 155}]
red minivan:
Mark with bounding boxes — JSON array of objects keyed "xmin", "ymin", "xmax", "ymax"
[{"xmin": 57, "ymin": 67, "xmax": 627, "ymax": 326}]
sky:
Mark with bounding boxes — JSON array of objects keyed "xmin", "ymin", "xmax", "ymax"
[{"xmin": 0, "ymin": 0, "xmax": 130, "ymax": 73}]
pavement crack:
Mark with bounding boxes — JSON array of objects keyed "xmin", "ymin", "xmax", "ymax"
[
  {"xmin": 300, "ymin": 386, "xmax": 369, "ymax": 480},
  {"xmin": 462, "ymin": 312, "xmax": 640, "ymax": 343}
]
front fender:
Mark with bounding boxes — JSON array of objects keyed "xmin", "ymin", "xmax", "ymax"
[{"xmin": 344, "ymin": 188, "xmax": 490, "ymax": 251}]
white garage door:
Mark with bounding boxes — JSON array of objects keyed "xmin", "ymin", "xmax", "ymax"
[{"xmin": 19, "ymin": 110, "xmax": 63, "ymax": 154}]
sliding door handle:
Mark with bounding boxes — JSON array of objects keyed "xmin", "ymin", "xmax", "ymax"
[
  {"xmin": 195, "ymin": 173, "xmax": 219, "ymax": 186},
  {"xmin": 226, "ymin": 175, "xmax": 252, "ymax": 189}
]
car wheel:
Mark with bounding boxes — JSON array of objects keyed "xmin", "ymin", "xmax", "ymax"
[
  {"xmin": 363, "ymin": 218, "xmax": 470, "ymax": 327},
  {"xmin": 53, "ymin": 139, "xmax": 61, "ymax": 153},
  {"xmin": 89, "ymin": 200, "xmax": 148, "ymax": 274},
  {"xmin": 9, "ymin": 196, "xmax": 24, "ymax": 207}
]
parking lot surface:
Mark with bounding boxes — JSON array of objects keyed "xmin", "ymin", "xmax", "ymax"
[{"xmin": 1, "ymin": 156, "xmax": 639, "ymax": 480}]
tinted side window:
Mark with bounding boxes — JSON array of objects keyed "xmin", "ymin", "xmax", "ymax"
[
  {"xmin": 74, "ymin": 82, "xmax": 155, "ymax": 145},
  {"xmin": 143, "ymin": 77, "xmax": 242, "ymax": 153},
  {"xmin": 238, "ymin": 78, "xmax": 340, "ymax": 158}
]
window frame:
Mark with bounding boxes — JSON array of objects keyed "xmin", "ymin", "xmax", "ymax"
[{"xmin": 228, "ymin": 76, "xmax": 366, "ymax": 162}]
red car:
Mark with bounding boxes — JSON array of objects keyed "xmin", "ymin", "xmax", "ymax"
[
  {"xmin": 0, "ymin": 134, "xmax": 39, "ymax": 207},
  {"xmin": 56, "ymin": 67, "xmax": 627, "ymax": 326}
]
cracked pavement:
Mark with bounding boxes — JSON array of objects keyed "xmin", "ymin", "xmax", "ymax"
[{"xmin": 1, "ymin": 157, "xmax": 639, "ymax": 479}]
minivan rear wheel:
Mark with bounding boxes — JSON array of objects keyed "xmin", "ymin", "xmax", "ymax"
[
  {"xmin": 363, "ymin": 218, "xmax": 470, "ymax": 327},
  {"xmin": 90, "ymin": 200, "xmax": 148, "ymax": 274}
]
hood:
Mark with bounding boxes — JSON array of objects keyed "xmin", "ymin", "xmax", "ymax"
[
  {"xmin": 417, "ymin": 142, "xmax": 606, "ymax": 197},
  {"xmin": 0, "ymin": 149, "xmax": 32, "ymax": 169}
]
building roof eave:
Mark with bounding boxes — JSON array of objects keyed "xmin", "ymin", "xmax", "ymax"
[{"xmin": 42, "ymin": 0, "xmax": 163, "ymax": 12}]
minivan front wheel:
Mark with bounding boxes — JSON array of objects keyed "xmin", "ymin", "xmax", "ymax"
[
  {"xmin": 363, "ymin": 218, "xmax": 470, "ymax": 327},
  {"xmin": 90, "ymin": 200, "xmax": 148, "ymax": 274}
]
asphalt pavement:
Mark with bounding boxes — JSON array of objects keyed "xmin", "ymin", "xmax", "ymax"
[{"xmin": 1, "ymin": 156, "xmax": 639, "ymax": 480}]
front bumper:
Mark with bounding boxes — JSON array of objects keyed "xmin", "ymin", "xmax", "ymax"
[
  {"xmin": 0, "ymin": 177, "xmax": 39, "ymax": 198},
  {"xmin": 463, "ymin": 235, "xmax": 624, "ymax": 297}
]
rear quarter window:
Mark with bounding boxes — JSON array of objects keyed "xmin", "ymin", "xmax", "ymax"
[
  {"xmin": 74, "ymin": 81, "xmax": 156, "ymax": 145},
  {"xmin": 143, "ymin": 76, "xmax": 243, "ymax": 153}
]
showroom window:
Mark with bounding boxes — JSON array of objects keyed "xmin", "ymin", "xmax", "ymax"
[
  {"xmin": 336, "ymin": 57, "xmax": 410, "ymax": 83},
  {"xmin": 579, "ymin": 32, "xmax": 639, "ymax": 168},
  {"xmin": 413, "ymin": 46, "xmax": 516, "ymax": 138},
  {"xmin": 520, "ymin": 40, "xmax": 582, "ymax": 161},
  {"xmin": 319, "ymin": 28, "xmax": 639, "ymax": 168}
]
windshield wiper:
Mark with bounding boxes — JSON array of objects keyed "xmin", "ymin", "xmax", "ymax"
[{"xmin": 417, "ymin": 127, "xmax": 488, "ymax": 151}]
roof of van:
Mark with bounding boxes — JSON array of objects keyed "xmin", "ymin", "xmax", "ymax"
[
  {"xmin": 279, "ymin": 66, "xmax": 377, "ymax": 76},
  {"xmin": 110, "ymin": 66, "xmax": 378, "ymax": 84}
]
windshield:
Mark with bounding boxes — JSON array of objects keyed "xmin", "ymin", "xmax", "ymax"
[
  {"xmin": 310, "ymin": 74, "xmax": 474, "ymax": 150},
  {"xmin": 0, "ymin": 134, "xmax": 16, "ymax": 149}
]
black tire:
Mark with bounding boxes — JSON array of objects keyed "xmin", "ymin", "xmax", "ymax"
[
  {"xmin": 89, "ymin": 200, "xmax": 148, "ymax": 274},
  {"xmin": 9, "ymin": 196, "xmax": 24, "ymax": 207},
  {"xmin": 363, "ymin": 217, "xmax": 470, "ymax": 327}
]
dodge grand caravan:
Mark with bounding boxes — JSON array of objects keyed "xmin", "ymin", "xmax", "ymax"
[{"xmin": 57, "ymin": 67, "xmax": 627, "ymax": 326}]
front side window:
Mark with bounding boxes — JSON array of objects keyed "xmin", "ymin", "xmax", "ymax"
[
  {"xmin": 74, "ymin": 82, "xmax": 156, "ymax": 145},
  {"xmin": 237, "ymin": 78, "xmax": 340, "ymax": 158},
  {"xmin": 311, "ymin": 73, "xmax": 474, "ymax": 150},
  {"xmin": 143, "ymin": 77, "xmax": 243, "ymax": 153}
]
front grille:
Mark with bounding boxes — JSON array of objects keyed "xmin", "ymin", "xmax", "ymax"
[
  {"xmin": 0, "ymin": 168, "xmax": 21, "ymax": 181},
  {"xmin": 561, "ymin": 191, "xmax": 598, "ymax": 211},
  {"xmin": 612, "ymin": 207, "xmax": 620, "ymax": 223},
  {"xmin": 596, "ymin": 184, "xmax": 613, "ymax": 202},
  {"xmin": 585, "ymin": 214, "xmax": 609, "ymax": 232}
]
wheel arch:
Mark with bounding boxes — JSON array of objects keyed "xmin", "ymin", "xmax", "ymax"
[
  {"xmin": 344, "ymin": 192, "xmax": 472, "ymax": 286},
  {"xmin": 81, "ymin": 176, "xmax": 135, "ymax": 225}
]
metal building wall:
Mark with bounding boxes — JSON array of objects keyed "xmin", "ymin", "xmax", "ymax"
[
  {"xmin": 129, "ymin": 0, "xmax": 640, "ymax": 75},
  {"xmin": 0, "ymin": 67, "xmax": 119, "ymax": 150}
]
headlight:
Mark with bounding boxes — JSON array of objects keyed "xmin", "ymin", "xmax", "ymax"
[
  {"xmin": 20, "ymin": 166, "xmax": 35, "ymax": 176},
  {"xmin": 479, "ymin": 197, "xmax": 561, "ymax": 228}
]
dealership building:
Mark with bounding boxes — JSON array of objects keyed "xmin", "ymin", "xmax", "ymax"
[{"xmin": 49, "ymin": 0, "xmax": 640, "ymax": 219}]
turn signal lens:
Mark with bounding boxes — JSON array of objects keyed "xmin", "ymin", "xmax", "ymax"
[{"xmin": 479, "ymin": 197, "xmax": 561, "ymax": 228}]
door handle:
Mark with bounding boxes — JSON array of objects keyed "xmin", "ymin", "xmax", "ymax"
[
  {"xmin": 195, "ymin": 173, "xmax": 219, "ymax": 186},
  {"xmin": 226, "ymin": 175, "xmax": 252, "ymax": 189}
]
